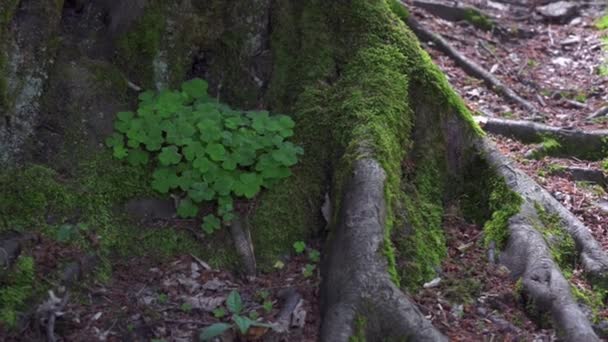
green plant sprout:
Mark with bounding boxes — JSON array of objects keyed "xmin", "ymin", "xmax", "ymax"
[
  {"xmin": 106, "ymin": 78, "xmax": 303, "ymax": 234},
  {"xmin": 303, "ymin": 264, "xmax": 316, "ymax": 278},
  {"xmin": 293, "ymin": 241, "xmax": 306, "ymax": 254},
  {"xmin": 308, "ymin": 249, "xmax": 321, "ymax": 263},
  {"xmin": 200, "ymin": 290, "xmax": 271, "ymax": 341}
]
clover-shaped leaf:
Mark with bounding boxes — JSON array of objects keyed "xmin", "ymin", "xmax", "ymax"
[
  {"xmin": 206, "ymin": 143, "xmax": 227, "ymax": 161},
  {"xmin": 202, "ymin": 214, "xmax": 221, "ymax": 234},
  {"xmin": 113, "ymin": 145, "xmax": 128, "ymax": 159},
  {"xmin": 127, "ymin": 148, "xmax": 149, "ymax": 166},
  {"xmin": 158, "ymin": 146, "xmax": 182, "ymax": 165},
  {"xmin": 181, "ymin": 78, "xmax": 208, "ymax": 99},
  {"xmin": 177, "ymin": 198, "xmax": 199, "ymax": 218},
  {"xmin": 189, "ymin": 182, "xmax": 215, "ymax": 202},
  {"xmin": 105, "ymin": 133, "xmax": 124, "ymax": 148},
  {"xmin": 198, "ymin": 119, "xmax": 223, "ymax": 142},
  {"xmin": 193, "ymin": 156, "xmax": 213, "ymax": 173},
  {"xmin": 183, "ymin": 142, "xmax": 205, "ymax": 162}
]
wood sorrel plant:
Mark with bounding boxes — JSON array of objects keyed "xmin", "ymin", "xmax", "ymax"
[{"xmin": 106, "ymin": 78, "xmax": 303, "ymax": 234}]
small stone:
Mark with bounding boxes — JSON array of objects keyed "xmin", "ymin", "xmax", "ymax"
[
  {"xmin": 451, "ymin": 304, "xmax": 464, "ymax": 319},
  {"xmin": 560, "ymin": 36, "xmax": 580, "ymax": 46},
  {"xmin": 595, "ymin": 200, "xmax": 608, "ymax": 214},
  {"xmin": 423, "ymin": 277, "xmax": 442, "ymax": 288},
  {"xmin": 551, "ymin": 56, "xmax": 573, "ymax": 67},
  {"xmin": 476, "ymin": 307, "xmax": 488, "ymax": 316},
  {"xmin": 536, "ymin": 1, "xmax": 579, "ymax": 23}
]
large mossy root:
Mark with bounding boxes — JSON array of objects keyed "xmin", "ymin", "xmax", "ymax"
[
  {"xmin": 480, "ymin": 139, "xmax": 606, "ymax": 341},
  {"xmin": 321, "ymin": 158, "xmax": 446, "ymax": 341}
]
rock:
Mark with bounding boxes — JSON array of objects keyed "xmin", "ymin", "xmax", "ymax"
[
  {"xmin": 560, "ymin": 36, "xmax": 580, "ymax": 46},
  {"xmin": 423, "ymin": 277, "xmax": 442, "ymax": 288},
  {"xmin": 536, "ymin": 1, "xmax": 579, "ymax": 23},
  {"xmin": 551, "ymin": 56, "xmax": 573, "ymax": 67},
  {"xmin": 595, "ymin": 200, "xmax": 608, "ymax": 214}
]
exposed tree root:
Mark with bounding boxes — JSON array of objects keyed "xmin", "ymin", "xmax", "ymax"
[
  {"xmin": 480, "ymin": 139, "xmax": 603, "ymax": 340},
  {"xmin": 229, "ymin": 214, "xmax": 256, "ymax": 278},
  {"xmin": 588, "ymin": 105, "xmax": 608, "ymax": 120},
  {"xmin": 480, "ymin": 139, "xmax": 608, "ymax": 278},
  {"xmin": 475, "ymin": 116, "xmax": 608, "ymax": 160},
  {"xmin": 272, "ymin": 288, "xmax": 303, "ymax": 333},
  {"xmin": 405, "ymin": 16, "xmax": 539, "ymax": 114},
  {"xmin": 549, "ymin": 165, "xmax": 608, "ymax": 189},
  {"xmin": 411, "ymin": 0, "xmax": 492, "ymax": 24},
  {"xmin": 321, "ymin": 158, "xmax": 446, "ymax": 342}
]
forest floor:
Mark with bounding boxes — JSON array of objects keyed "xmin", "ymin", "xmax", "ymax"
[{"xmin": 407, "ymin": 0, "xmax": 608, "ymax": 340}]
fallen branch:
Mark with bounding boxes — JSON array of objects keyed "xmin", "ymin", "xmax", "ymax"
[
  {"xmin": 475, "ymin": 116, "xmax": 608, "ymax": 160},
  {"xmin": 405, "ymin": 15, "xmax": 539, "ymax": 114},
  {"xmin": 321, "ymin": 158, "xmax": 446, "ymax": 342},
  {"xmin": 411, "ymin": 0, "xmax": 493, "ymax": 27},
  {"xmin": 480, "ymin": 139, "xmax": 603, "ymax": 341},
  {"xmin": 588, "ymin": 105, "xmax": 608, "ymax": 120},
  {"xmin": 271, "ymin": 288, "xmax": 303, "ymax": 333}
]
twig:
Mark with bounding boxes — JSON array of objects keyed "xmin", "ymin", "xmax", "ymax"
[
  {"xmin": 127, "ymin": 80, "xmax": 142, "ymax": 92},
  {"xmin": 588, "ymin": 105, "xmax": 608, "ymax": 120},
  {"xmin": 164, "ymin": 318, "xmax": 214, "ymax": 325},
  {"xmin": 406, "ymin": 16, "xmax": 540, "ymax": 115}
]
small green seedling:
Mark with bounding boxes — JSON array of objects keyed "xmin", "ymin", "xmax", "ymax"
[
  {"xmin": 303, "ymin": 264, "xmax": 316, "ymax": 278},
  {"xmin": 262, "ymin": 300, "xmax": 273, "ymax": 313},
  {"xmin": 157, "ymin": 293, "xmax": 168, "ymax": 304},
  {"xmin": 308, "ymin": 249, "xmax": 321, "ymax": 263},
  {"xmin": 181, "ymin": 303, "xmax": 193, "ymax": 313},
  {"xmin": 293, "ymin": 241, "xmax": 306, "ymax": 254},
  {"xmin": 213, "ymin": 307, "xmax": 226, "ymax": 318},
  {"xmin": 200, "ymin": 290, "xmax": 271, "ymax": 341}
]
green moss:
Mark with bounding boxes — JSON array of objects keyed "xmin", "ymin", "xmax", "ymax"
[
  {"xmin": 88, "ymin": 61, "xmax": 129, "ymax": 100},
  {"xmin": 596, "ymin": 14, "xmax": 608, "ymax": 30},
  {"xmin": 570, "ymin": 284, "xmax": 607, "ymax": 323},
  {"xmin": 261, "ymin": 0, "xmax": 483, "ymax": 288},
  {"xmin": 534, "ymin": 203, "xmax": 576, "ymax": 272},
  {"xmin": 483, "ymin": 176, "xmax": 523, "ymax": 249},
  {"xmin": 115, "ymin": 1, "xmax": 165, "ymax": 89},
  {"xmin": 389, "ymin": 0, "xmax": 409, "ymax": 22},
  {"xmin": 443, "ymin": 276, "xmax": 483, "ymax": 304},
  {"xmin": 0, "ymin": 256, "xmax": 35, "ymax": 328},
  {"xmin": 531, "ymin": 137, "xmax": 562, "ymax": 159},
  {"xmin": 0, "ymin": 0, "xmax": 20, "ymax": 113},
  {"xmin": 398, "ymin": 160, "xmax": 447, "ymax": 289},
  {"xmin": 0, "ymin": 165, "xmax": 76, "ymax": 231},
  {"xmin": 463, "ymin": 8, "xmax": 494, "ymax": 31},
  {"xmin": 349, "ymin": 315, "xmax": 367, "ymax": 342},
  {"xmin": 251, "ymin": 1, "xmax": 335, "ymax": 268}
]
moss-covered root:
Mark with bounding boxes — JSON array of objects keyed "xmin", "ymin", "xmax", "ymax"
[
  {"xmin": 479, "ymin": 139, "xmax": 601, "ymax": 341},
  {"xmin": 480, "ymin": 139, "xmax": 608, "ymax": 279},
  {"xmin": 504, "ymin": 208, "xmax": 598, "ymax": 341},
  {"xmin": 321, "ymin": 158, "xmax": 445, "ymax": 342},
  {"xmin": 475, "ymin": 116, "xmax": 608, "ymax": 161}
]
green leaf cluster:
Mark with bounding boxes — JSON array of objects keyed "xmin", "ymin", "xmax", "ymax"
[
  {"xmin": 107, "ymin": 79, "xmax": 303, "ymax": 231},
  {"xmin": 200, "ymin": 290, "xmax": 271, "ymax": 341}
]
